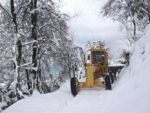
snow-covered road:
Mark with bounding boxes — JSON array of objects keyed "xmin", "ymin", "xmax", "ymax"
[
  {"xmin": 1, "ymin": 81, "xmax": 115, "ymax": 113},
  {"xmin": 2, "ymin": 73, "xmax": 150, "ymax": 113}
]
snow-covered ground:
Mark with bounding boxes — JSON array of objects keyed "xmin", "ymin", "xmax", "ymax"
[{"xmin": 2, "ymin": 26, "xmax": 150, "ymax": 113}]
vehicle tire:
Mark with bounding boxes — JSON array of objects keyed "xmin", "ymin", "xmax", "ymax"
[
  {"xmin": 70, "ymin": 77, "xmax": 79, "ymax": 96},
  {"xmin": 109, "ymin": 72, "xmax": 114, "ymax": 84},
  {"xmin": 105, "ymin": 75, "xmax": 112, "ymax": 90},
  {"xmin": 113, "ymin": 72, "xmax": 117, "ymax": 80},
  {"xmin": 118, "ymin": 69, "xmax": 121, "ymax": 73}
]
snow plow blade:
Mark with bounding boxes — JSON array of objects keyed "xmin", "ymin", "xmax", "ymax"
[
  {"xmin": 108, "ymin": 65, "xmax": 124, "ymax": 83},
  {"xmin": 108, "ymin": 65, "xmax": 124, "ymax": 74}
]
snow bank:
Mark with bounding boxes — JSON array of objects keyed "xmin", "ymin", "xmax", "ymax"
[
  {"xmin": 104, "ymin": 24, "xmax": 150, "ymax": 113},
  {"xmin": 2, "ymin": 82, "xmax": 74, "ymax": 113},
  {"xmin": 2, "ymin": 26, "xmax": 150, "ymax": 113}
]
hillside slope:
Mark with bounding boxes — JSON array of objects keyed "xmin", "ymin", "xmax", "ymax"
[{"xmin": 2, "ymin": 26, "xmax": 150, "ymax": 113}]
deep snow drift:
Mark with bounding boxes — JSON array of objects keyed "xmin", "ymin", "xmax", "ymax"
[{"xmin": 2, "ymin": 26, "xmax": 150, "ymax": 113}]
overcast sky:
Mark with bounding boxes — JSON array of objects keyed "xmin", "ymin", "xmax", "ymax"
[
  {"xmin": 60, "ymin": 0, "xmax": 125, "ymax": 46},
  {"xmin": 0, "ymin": 0, "xmax": 5, "ymax": 4}
]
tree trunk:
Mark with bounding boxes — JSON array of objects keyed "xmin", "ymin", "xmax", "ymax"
[
  {"xmin": 30, "ymin": 0, "xmax": 38, "ymax": 93},
  {"xmin": 22, "ymin": 59, "xmax": 32, "ymax": 95},
  {"xmin": 10, "ymin": 0, "xmax": 22, "ymax": 100},
  {"xmin": 148, "ymin": 12, "xmax": 150, "ymax": 23},
  {"xmin": 132, "ymin": 19, "xmax": 136, "ymax": 40}
]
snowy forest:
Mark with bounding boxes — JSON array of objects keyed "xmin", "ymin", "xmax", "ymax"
[
  {"xmin": 0, "ymin": 0, "xmax": 150, "ymax": 113},
  {"xmin": 0, "ymin": 0, "xmax": 77, "ymax": 110}
]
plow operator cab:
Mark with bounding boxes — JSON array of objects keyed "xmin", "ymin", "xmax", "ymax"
[{"xmin": 70, "ymin": 47, "xmax": 112, "ymax": 96}]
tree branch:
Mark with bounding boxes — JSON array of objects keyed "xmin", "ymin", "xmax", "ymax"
[{"xmin": 0, "ymin": 4, "xmax": 12, "ymax": 19}]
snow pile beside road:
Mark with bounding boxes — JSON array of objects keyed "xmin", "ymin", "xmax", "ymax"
[
  {"xmin": 2, "ymin": 26, "xmax": 150, "ymax": 113},
  {"xmin": 2, "ymin": 82, "xmax": 74, "ymax": 113},
  {"xmin": 106, "ymin": 24, "xmax": 150, "ymax": 113}
]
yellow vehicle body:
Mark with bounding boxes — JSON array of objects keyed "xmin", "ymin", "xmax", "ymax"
[
  {"xmin": 79, "ymin": 48, "xmax": 108, "ymax": 88},
  {"xmin": 70, "ymin": 47, "xmax": 112, "ymax": 96}
]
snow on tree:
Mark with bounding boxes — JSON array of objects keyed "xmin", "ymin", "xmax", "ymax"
[
  {"xmin": 102, "ymin": 0, "xmax": 150, "ymax": 44},
  {"xmin": 0, "ymin": 0, "xmax": 73, "ymax": 111}
]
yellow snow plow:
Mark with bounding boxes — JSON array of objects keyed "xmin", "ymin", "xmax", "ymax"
[{"xmin": 70, "ymin": 47, "xmax": 124, "ymax": 96}]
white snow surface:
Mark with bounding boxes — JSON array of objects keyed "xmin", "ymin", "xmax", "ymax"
[{"xmin": 2, "ymin": 26, "xmax": 150, "ymax": 113}]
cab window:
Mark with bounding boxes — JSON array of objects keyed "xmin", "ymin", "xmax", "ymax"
[{"xmin": 92, "ymin": 51, "xmax": 105, "ymax": 64}]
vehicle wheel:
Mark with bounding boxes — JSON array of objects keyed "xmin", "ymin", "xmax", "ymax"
[
  {"xmin": 113, "ymin": 72, "xmax": 117, "ymax": 81},
  {"xmin": 109, "ymin": 72, "xmax": 114, "ymax": 84},
  {"xmin": 105, "ymin": 75, "xmax": 112, "ymax": 90},
  {"xmin": 70, "ymin": 77, "xmax": 79, "ymax": 96}
]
